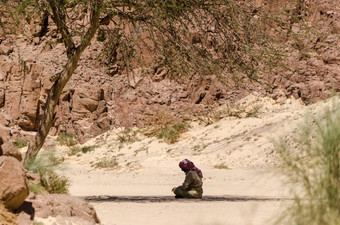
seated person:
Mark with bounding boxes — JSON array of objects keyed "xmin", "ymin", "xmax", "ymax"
[{"xmin": 172, "ymin": 159, "xmax": 203, "ymax": 199}]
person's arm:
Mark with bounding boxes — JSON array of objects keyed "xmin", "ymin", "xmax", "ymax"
[{"xmin": 180, "ymin": 172, "xmax": 194, "ymax": 190}]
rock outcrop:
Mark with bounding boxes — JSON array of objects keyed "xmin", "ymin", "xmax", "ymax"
[
  {"xmin": 0, "ymin": 0, "xmax": 339, "ymax": 144},
  {"xmin": 17, "ymin": 193, "xmax": 100, "ymax": 225},
  {"xmin": 0, "ymin": 203, "xmax": 17, "ymax": 225},
  {"xmin": 0, "ymin": 156, "xmax": 29, "ymax": 210},
  {"xmin": 0, "ymin": 141, "xmax": 23, "ymax": 162}
]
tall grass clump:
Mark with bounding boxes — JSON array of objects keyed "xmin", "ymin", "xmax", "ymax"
[
  {"xmin": 276, "ymin": 101, "xmax": 340, "ymax": 225},
  {"xmin": 25, "ymin": 148, "xmax": 69, "ymax": 194}
]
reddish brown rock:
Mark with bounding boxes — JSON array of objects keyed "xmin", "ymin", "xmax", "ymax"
[
  {"xmin": 0, "ymin": 141, "xmax": 22, "ymax": 162},
  {"xmin": 0, "ymin": 156, "xmax": 29, "ymax": 210},
  {"xmin": 17, "ymin": 194, "xmax": 100, "ymax": 225},
  {"xmin": 0, "ymin": 203, "xmax": 17, "ymax": 225}
]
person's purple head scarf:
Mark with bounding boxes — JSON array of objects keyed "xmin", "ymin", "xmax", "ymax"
[{"xmin": 179, "ymin": 159, "xmax": 203, "ymax": 178}]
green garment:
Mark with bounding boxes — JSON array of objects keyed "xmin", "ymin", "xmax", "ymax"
[{"xmin": 173, "ymin": 171, "xmax": 203, "ymax": 198}]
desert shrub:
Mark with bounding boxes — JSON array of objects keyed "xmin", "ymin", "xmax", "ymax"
[
  {"xmin": 39, "ymin": 170, "xmax": 69, "ymax": 194},
  {"xmin": 28, "ymin": 183, "xmax": 45, "ymax": 195},
  {"xmin": 213, "ymin": 163, "xmax": 229, "ymax": 170},
  {"xmin": 156, "ymin": 122, "xmax": 189, "ymax": 144},
  {"xmin": 81, "ymin": 145, "xmax": 97, "ymax": 154},
  {"xmin": 25, "ymin": 148, "xmax": 69, "ymax": 194},
  {"xmin": 25, "ymin": 148, "xmax": 61, "ymax": 173},
  {"xmin": 14, "ymin": 138, "xmax": 27, "ymax": 148},
  {"xmin": 56, "ymin": 132, "xmax": 77, "ymax": 146},
  {"xmin": 276, "ymin": 101, "xmax": 340, "ymax": 225},
  {"xmin": 92, "ymin": 157, "xmax": 119, "ymax": 170},
  {"xmin": 68, "ymin": 146, "xmax": 82, "ymax": 156},
  {"xmin": 116, "ymin": 128, "xmax": 139, "ymax": 144}
]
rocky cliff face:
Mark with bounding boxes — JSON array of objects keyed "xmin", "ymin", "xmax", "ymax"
[{"xmin": 0, "ymin": 0, "xmax": 339, "ymax": 144}]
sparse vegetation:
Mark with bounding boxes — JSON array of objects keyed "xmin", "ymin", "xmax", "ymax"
[
  {"xmin": 116, "ymin": 128, "xmax": 140, "ymax": 144},
  {"xmin": 214, "ymin": 163, "xmax": 229, "ymax": 170},
  {"xmin": 32, "ymin": 221, "xmax": 45, "ymax": 225},
  {"xmin": 14, "ymin": 138, "xmax": 27, "ymax": 148},
  {"xmin": 25, "ymin": 148, "xmax": 69, "ymax": 194},
  {"xmin": 276, "ymin": 101, "xmax": 340, "ymax": 225},
  {"xmin": 39, "ymin": 170, "xmax": 69, "ymax": 194},
  {"xmin": 81, "ymin": 145, "xmax": 97, "ymax": 154},
  {"xmin": 134, "ymin": 146, "xmax": 148, "ymax": 156},
  {"xmin": 197, "ymin": 103, "xmax": 262, "ymax": 126},
  {"xmin": 68, "ymin": 146, "xmax": 82, "ymax": 156},
  {"xmin": 28, "ymin": 183, "xmax": 46, "ymax": 195},
  {"xmin": 25, "ymin": 148, "xmax": 61, "ymax": 173},
  {"xmin": 156, "ymin": 122, "xmax": 189, "ymax": 144},
  {"xmin": 56, "ymin": 132, "xmax": 77, "ymax": 146},
  {"xmin": 93, "ymin": 157, "xmax": 119, "ymax": 170}
]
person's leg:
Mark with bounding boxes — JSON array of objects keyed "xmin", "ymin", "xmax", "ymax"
[{"xmin": 173, "ymin": 187, "xmax": 199, "ymax": 198}]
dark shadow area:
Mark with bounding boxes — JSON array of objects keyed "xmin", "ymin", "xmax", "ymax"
[
  {"xmin": 15, "ymin": 201, "xmax": 35, "ymax": 220},
  {"xmin": 83, "ymin": 195, "xmax": 291, "ymax": 203}
]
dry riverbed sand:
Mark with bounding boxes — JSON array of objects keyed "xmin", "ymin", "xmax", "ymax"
[{"xmin": 55, "ymin": 94, "xmax": 336, "ymax": 225}]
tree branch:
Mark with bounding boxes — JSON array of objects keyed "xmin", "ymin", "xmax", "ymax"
[{"xmin": 47, "ymin": 0, "xmax": 75, "ymax": 57}]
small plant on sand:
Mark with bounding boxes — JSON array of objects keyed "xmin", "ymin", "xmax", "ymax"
[
  {"xmin": 143, "ymin": 109, "xmax": 189, "ymax": 144},
  {"xmin": 213, "ymin": 163, "xmax": 229, "ymax": 170},
  {"xmin": 31, "ymin": 221, "xmax": 45, "ymax": 225},
  {"xmin": 14, "ymin": 138, "xmax": 28, "ymax": 148},
  {"xmin": 68, "ymin": 146, "xmax": 82, "ymax": 156},
  {"xmin": 116, "ymin": 128, "xmax": 139, "ymax": 144},
  {"xmin": 57, "ymin": 132, "xmax": 77, "ymax": 146},
  {"xmin": 93, "ymin": 157, "xmax": 119, "ymax": 170},
  {"xmin": 81, "ymin": 145, "xmax": 97, "ymax": 154},
  {"xmin": 276, "ymin": 100, "xmax": 340, "ymax": 225},
  {"xmin": 224, "ymin": 103, "xmax": 262, "ymax": 118},
  {"xmin": 68, "ymin": 145, "xmax": 97, "ymax": 156},
  {"xmin": 25, "ymin": 148, "xmax": 69, "ymax": 194}
]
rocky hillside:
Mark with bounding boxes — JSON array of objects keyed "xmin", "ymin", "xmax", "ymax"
[{"xmin": 0, "ymin": 0, "xmax": 339, "ymax": 144}]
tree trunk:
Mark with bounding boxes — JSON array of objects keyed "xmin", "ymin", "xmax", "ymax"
[
  {"xmin": 23, "ymin": 0, "xmax": 103, "ymax": 165},
  {"xmin": 23, "ymin": 52, "xmax": 82, "ymax": 164}
]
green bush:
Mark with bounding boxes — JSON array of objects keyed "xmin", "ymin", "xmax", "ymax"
[
  {"xmin": 14, "ymin": 138, "xmax": 27, "ymax": 148},
  {"xmin": 56, "ymin": 132, "xmax": 77, "ymax": 146},
  {"xmin": 39, "ymin": 170, "xmax": 69, "ymax": 194},
  {"xmin": 276, "ymin": 102, "xmax": 340, "ymax": 225},
  {"xmin": 81, "ymin": 145, "xmax": 97, "ymax": 154}
]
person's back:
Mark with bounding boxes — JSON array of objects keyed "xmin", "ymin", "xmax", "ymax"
[{"xmin": 182, "ymin": 170, "xmax": 203, "ymax": 198}]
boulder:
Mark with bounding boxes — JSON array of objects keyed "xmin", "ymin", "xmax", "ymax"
[
  {"xmin": 0, "ymin": 141, "xmax": 23, "ymax": 162},
  {"xmin": 0, "ymin": 156, "xmax": 29, "ymax": 210},
  {"xmin": 17, "ymin": 194, "xmax": 100, "ymax": 225},
  {"xmin": 0, "ymin": 203, "xmax": 17, "ymax": 225}
]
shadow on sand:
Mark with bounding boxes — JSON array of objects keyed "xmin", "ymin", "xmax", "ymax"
[{"xmin": 83, "ymin": 195, "xmax": 290, "ymax": 203}]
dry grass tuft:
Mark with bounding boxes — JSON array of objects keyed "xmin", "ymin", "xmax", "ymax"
[{"xmin": 276, "ymin": 99, "xmax": 340, "ymax": 225}]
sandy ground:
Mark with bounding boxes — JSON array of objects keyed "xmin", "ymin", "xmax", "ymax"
[{"xmin": 53, "ymin": 94, "xmax": 337, "ymax": 225}]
